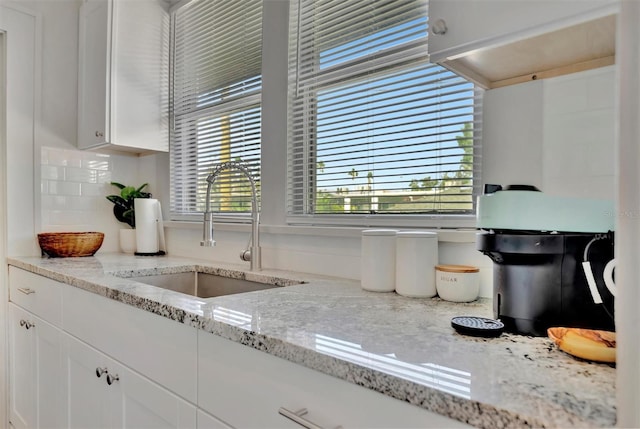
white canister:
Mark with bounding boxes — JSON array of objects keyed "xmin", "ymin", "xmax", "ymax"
[
  {"xmin": 361, "ymin": 229, "xmax": 397, "ymax": 292},
  {"xmin": 395, "ymin": 231, "xmax": 438, "ymax": 298},
  {"xmin": 435, "ymin": 264, "xmax": 480, "ymax": 302}
]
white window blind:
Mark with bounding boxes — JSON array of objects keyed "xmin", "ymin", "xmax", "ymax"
[
  {"xmin": 170, "ymin": 0, "xmax": 262, "ymax": 220},
  {"xmin": 287, "ymin": 0, "xmax": 482, "ymax": 220}
]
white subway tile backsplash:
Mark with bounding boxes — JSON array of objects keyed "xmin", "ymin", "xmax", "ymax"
[
  {"xmin": 66, "ymin": 195, "xmax": 99, "ymax": 211},
  {"xmin": 41, "ymin": 195, "xmax": 67, "ymax": 210},
  {"xmin": 82, "ymin": 158, "xmax": 110, "ymax": 171},
  {"xmin": 41, "ymin": 165, "xmax": 64, "ymax": 180},
  {"xmin": 49, "ymin": 210, "xmax": 88, "ymax": 225},
  {"xmin": 46, "ymin": 149, "xmax": 69, "ymax": 166},
  {"xmin": 65, "ymin": 166, "xmax": 98, "ymax": 183},
  {"xmin": 48, "ymin": 181, "xmax": 81, "ymax": 196},
  {"xmin": 81, "ymin": 182, "xmax": 109, "ymax": 197},
  {"xmin": 586, "ymin": 67, "xmax": 615, "ymax": 110},
  {"xmin": 544, "ymin": 77, "xmax": 588, "ymax": 115},
  {"xmin": 97, "ymin": 170, "xmax": 113, "ymax": 184},
  {"xmin": 542, "ymin": 67, "xmax": 615, "ymax": 200},
  {"xmin": 41, "ymin": 147, "xmax": 115, "ymax": 239}
]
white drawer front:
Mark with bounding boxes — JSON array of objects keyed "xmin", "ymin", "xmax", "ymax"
[
  {"xmin": 9, "ymin": 266, "xmax": 63, "ymax": 326},
  {"xmin": 62, "ymin": 284, "xmax": 198, "ymax": 403},
  {"xmin": 198, "ymin": 332, "xmax": 470, "ymax": 429}
]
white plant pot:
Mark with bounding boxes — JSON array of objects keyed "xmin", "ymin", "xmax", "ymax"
[{"xmin": 119, "ymin": 228, "xmax": 136, "ymax": 254}]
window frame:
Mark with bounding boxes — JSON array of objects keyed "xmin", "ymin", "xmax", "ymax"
[{"xmin": 285, "ymin": 0, "xmax": 484, "ymax": 229}]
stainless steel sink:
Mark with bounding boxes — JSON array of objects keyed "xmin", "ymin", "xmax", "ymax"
[{"xmin": 128, "ymin": 271, "xmax": 296, "ymax": 298}]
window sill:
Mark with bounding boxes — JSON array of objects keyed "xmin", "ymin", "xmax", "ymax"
[{"xmin": 163, "ymin": 221, "xmax": 478, "ymax": 243}]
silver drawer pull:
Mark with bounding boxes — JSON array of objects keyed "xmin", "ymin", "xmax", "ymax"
[
  {"xmin": 17, "ymin": 287, "xmax": 35, "ymax": 295},
  {"xmin": 96, "ymin": 367, "xmax": 108, "ymax": 378},
  {"xmin": 278, "ymin": 407, "xmax": 341, "ymax": 429},
  {"xmin": 106, "ymin": 373, "xmax": 119, "ymax": 385},
  {"xmin": 19, "ymin": 319, "xmax": 35, "ymax": 329}
]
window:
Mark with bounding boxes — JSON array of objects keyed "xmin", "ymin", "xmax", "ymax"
[
  {"xmin": 170, "ymin": 0, "xmax": 262, "ymax": 220},
  {"xmin": 287, "ymin": 0, "xmax": 482, "ymax": 223}
]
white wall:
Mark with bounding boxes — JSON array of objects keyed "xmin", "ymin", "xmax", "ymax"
[
  {"xmin": 542, "ymin": 66, "xmax": 615, "ymax": 198},
  {"xmin": 482, "ymin": 80, "xmax": 544, "ymax": 189},
  {"xmin": 483, "ymin": 66, "xmax": 615, "ymax": 197}
]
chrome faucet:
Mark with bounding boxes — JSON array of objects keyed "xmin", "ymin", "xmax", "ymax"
[{"xmin": 201, "ymin": 161, "xmax": 261, "ymax": 271}]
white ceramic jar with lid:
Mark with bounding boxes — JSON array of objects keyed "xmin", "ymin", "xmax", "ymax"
[
  {"xmin": 361, "ymin": 229, "xmax": 397, "ymax": 292},
  {"xmin": 435, "ymin": 264, "xmax": 480, "ymax": 302},
  {"xmin": 395, "ymin": 231, "xmax": 438, "ymax": 297}
]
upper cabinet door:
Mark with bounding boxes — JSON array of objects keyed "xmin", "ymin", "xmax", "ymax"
[
  {"xmin": 77, "ymin": 0, "xmax": 169, "ymax": 153},
  {"xmin": 77, "ymin": 0, "xmax": 110, "ymax": 149},
  {"xmin": 428, "ymin": 0, "xmax": 618, "ymax": 89}
]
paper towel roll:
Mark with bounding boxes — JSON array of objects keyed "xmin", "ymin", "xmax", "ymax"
[{"xmin": 135, "ymin": 199, "xmax": 160, "ymax": 253}]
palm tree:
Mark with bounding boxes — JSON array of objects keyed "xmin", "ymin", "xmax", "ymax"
[{"xmin": 348, "ymin": 168, "xmax": 358, "ymax": 181}]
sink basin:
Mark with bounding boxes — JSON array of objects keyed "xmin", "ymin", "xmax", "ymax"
[{"xmin": 128, "ymin": 271, "xmax": 298, "ymax": 298}]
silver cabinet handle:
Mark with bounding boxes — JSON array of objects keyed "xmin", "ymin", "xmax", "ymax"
[
  {"xmin": 278, "ymin": 407, "xmax": 341, "ymax": 429},
  {"xmin": 19, "ymin": 319, "xmax": 35, "ymax": 329},
  {"xmin": 95, "ymin": 131, "xmax": 104, "ymax": 137},
  {"xmin": 96, "ymin": 367, "xmax": 108, "ymax": 378},
  {"xmin": 106, "ymin": 373, "xmax": 119, "ymax": 385},
  {"xmin": 17, "ymin": 287, "xmax": 35, "ymax": 295}
]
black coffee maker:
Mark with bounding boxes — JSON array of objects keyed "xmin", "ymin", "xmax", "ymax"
[
  {"xmin": 477, "ymin": 231, "xmax": 615, "ymax": 336},
  {"xmin": 476, "ymin": 185, "xmax": 615, "ymax": 336}
]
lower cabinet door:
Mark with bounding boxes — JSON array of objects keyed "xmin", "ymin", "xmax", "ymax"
[
  {"xmin": 64, "ymin": 334, "xmax": 111, "ymax": 428},
  {"xmin": 9, "ymin": 303, "xmax": 65, "ymax": 429},
  {"xmin": 109, "ymin": 359, "xmax": 197, "ymax": 429},
  {"xmin": 64, "ymin": 333, "xmax": 196, "ymax": 429},
  {"xmin": 9, "ymin": 304, "xmax": 36, "ymax": 429}
]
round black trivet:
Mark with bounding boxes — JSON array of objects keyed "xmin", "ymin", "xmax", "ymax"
[{"xmin": 451, "ymin": 316, "xmax": 504, "ymax": 337}]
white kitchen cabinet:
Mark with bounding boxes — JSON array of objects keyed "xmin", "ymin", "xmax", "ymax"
[
  {"xmin": 428, "ymin": 0, "xmax": 617, "ymax": 88},
  {"xmin": 62, "ymin": 281, "xmax": 198, "ymax": 403},
  {"xmin": 198, "ymin": 332, "xmax": 470, "ymax": 429},
  {"xmin": 8, "ymin": 267, "xmax": 198, "ymax": 429},
  {"xmin": 63, "ymin": 333, "xmax": 196, "ymax": 429},
  {"xmin": 77, "ymin": 0, "xmax": 169, "ymax": 153},
  {"xmin": 8, "ymin": 303, "xmax": 65, "ymax": 429}
]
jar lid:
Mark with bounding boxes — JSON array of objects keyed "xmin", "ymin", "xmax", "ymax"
[
  {"xmin": 436, "ymin": 264, "xmax": 479, "ymax": 273},
  {"xmin": 362, "ymin": 229, "xmax": 398, "ymax": 236},
  {"xmin": 396, "ymin": 231, "xmax": 437, "ymax": 238}
]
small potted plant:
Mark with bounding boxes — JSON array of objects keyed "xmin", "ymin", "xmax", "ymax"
[{"xmin": 106, "ymin": 182, "xmax": 151, "ymax": 253}]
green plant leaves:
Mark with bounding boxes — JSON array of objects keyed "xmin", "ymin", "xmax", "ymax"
[{"xmin": 106, "ymin": 182, "xmax": 151, "ymax": 228}]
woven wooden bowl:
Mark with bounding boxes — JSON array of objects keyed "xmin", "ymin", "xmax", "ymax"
[{"xmin": 37, "ymin": 232, "xmax": 104, "ymax": 257}]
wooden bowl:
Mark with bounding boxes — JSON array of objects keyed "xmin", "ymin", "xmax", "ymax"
[{"xmin": 37, "ymin": 232, "xmax": 104, "ymax": 257}]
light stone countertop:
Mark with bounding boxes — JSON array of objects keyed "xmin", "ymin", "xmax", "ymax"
[{"xmin": 7, "ymin": 253, "xmax": 616, "ymax": 429}]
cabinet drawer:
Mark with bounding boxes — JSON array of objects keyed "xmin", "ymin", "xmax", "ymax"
[
  {"xmin": 9, "ymin": 267, "xmax": 63, "ymax": 326},
  {"xmin": 198, "ymin": 332, "xmax": 470, "ymax": 429},
  {"xmin": 62, "ymin": 284, "xmax": 198, "ymax": 403}
]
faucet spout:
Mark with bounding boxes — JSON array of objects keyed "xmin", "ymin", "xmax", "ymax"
[{"xmin": 201, "ymin": 161, "xmax": 261, "ymax": 271}]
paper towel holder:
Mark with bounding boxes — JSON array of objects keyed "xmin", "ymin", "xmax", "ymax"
[{"xmin": 134, "ymin": 198, "xmax": 167, "ymax": 256}]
